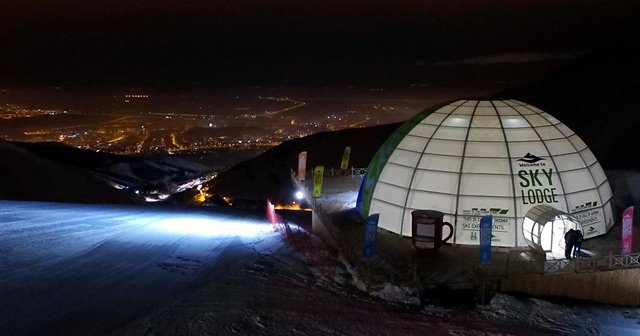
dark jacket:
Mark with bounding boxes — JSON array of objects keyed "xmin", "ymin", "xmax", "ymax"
[
  {"xmin": 574, "ymin": 230, "xmax": 584, "ymax": 246},
  {"xmin": 565, "ymin": 229, "xmax": 576, "ymax": 245}
]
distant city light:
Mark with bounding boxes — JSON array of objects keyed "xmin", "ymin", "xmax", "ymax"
[{"xmin": 1, "ymin": 91, "xmax": 411, "ymax": 155}]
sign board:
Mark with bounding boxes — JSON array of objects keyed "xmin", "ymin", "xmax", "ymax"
[
  {"xmin": 456, "ymin": 206, "xmax": 512, "ymax": 246},
  {"xmin": 362, "ymin": 214, "xmax": 379, "ymax": 258},
  {"xmin": 513, "ymin": 153, "xmax": 562, "ymax": 212},
  {"xmin": 479, "ymin": 215, "xmax": 493, "ymax": 264},
  {"xmin": 573, "ymin": 207, "xmax": 605, "ymax": 239}
]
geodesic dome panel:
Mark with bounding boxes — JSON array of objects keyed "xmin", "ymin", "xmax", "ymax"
[{"xmin": 359, "ymin": 100, "xmax": 614, "ymax": 247}]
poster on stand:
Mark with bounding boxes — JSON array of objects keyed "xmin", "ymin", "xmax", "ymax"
[
  {"xmin": 479, "ymin": 215, "xmax": 493, "ymax": 264},
  {"xmin": 298, "ymin": 151, "xmax": 307, "ymax": 180},
  {"xmin": 313, "ymin": 166, "xmax": 324, "ymax": 197},
  {"xmin": 622, "ymin": 206, "xmax": 634, "ymax": 254},
  {"xmin": 340, "ymin": 146, "xmax": 351, "ymax": 170},
  {"xmin": 362, "ymin": 214, "xmax": 379, "ymax": 258}
]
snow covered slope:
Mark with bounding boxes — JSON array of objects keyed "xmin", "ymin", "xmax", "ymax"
[{"xmin": 3, "ymin": 140, "xmax": 216, "ymax": 203}]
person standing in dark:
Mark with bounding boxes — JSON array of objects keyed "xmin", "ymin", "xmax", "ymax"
[
  {"xmin": 564, "ymin": 228, "xmax": 576, "ymax": 259},
  {"xmin": 573, "ymin": 230, "xmax": 584, "ymax": 258}
]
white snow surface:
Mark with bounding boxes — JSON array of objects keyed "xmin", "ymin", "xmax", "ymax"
[
  {"xmin": 485, "ymin": 294, "xmax": 640, "ymax": 336},
  {"xmin": 106, "ymin": 162, "xmax": 141, "ymax": 183},
  {"xmin": 1, "ymin": 200, "xmax": 638, "ymax": 336}
]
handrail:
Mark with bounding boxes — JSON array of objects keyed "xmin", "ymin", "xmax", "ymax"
[
  {"xmin": 475, "ymin": 252, "xmax": 640, "ymax": 279},
  {"xmin": 473, "ymin": 252, "xmax": 640, "ymax": 304},
  {"xmin": 291, "ymin": 167, "xmax": 368, "ymax": 180}
]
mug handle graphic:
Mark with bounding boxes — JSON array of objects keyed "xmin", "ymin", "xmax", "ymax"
[{"xmin": 442, "ymin": 222, "xmax": 454, "ymax": 243}]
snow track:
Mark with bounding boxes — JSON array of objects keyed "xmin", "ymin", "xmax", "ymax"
[
  {"xmin": 2, "ymin": 200, "xmax": 637, "ymax": 335},
  {"xmin": 0, "ymin": 201, "xmax": 276, "ymax": 336}
]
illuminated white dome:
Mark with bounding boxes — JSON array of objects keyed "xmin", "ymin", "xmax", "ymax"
[{"xmin": 359, "ymin": 100, "xmax": 614, "ymax": 247}]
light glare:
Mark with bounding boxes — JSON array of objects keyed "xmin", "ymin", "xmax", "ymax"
[{"xmin": 155, "ymin": 216, "xmax": 269, "ymax": 237}]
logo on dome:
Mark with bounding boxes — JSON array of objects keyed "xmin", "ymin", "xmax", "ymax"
[
  {"xmin": 571, "ymin": 201, "xmax": 598, "ymax": 213},
  {"xmin": 518, "ymin": 153, "xmax": 545, "ymax": 163},
  {"xmin": 516, "ymin": 153, "xmax": 547, "ymax": 167}
]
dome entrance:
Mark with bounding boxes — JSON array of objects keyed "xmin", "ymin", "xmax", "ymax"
[{"xmin": 522, "ymin": 204, "xmax": 582, "ymax": 259}]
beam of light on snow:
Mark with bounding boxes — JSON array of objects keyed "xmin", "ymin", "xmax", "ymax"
[{"xmin": 154, "ymin": 215, "xmax": 269, "ymax": 237}]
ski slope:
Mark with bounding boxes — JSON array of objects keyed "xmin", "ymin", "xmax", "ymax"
[
  {"xmin": 1, "ymin": 200, "xmax": 638, "ymax": 336},
  {"xmin": 0, "ymin": 201, "xmax": 279, "ymax": 336}
]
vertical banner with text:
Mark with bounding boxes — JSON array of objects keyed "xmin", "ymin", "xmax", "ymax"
[
  {"xmin": 340, "ymin": 146, "xmax": 351, "ymax": 170},
  {"xmin": 622, "ymin": 205, "xmax": 634, "ymax": 254},
  {"xmin": 313, "ymin": 166, "xmax": 324, "ymax": 198},
  {"xmin": 479, "ymin": 215, "xmax": 493, "ymax": 264},
  {"xmin": 362, "ymin": 213, "xmax": 379, "ymax": 259},
  {"xmin": 298, "ymin": 151, "xmax": 307, "ymax": 180}
]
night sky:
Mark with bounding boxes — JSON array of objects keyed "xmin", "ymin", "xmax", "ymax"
[{"xmin": 1, "ymin": 1, "xmax": 638, "ymax": 88}]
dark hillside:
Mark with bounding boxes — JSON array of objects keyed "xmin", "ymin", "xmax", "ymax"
[
  {"xmin": 14, "ymin": 141, "xmax": 211, "ymax": 187},
  {"xmin": 0, "ymin": 140, "xmax": 131, "ymax": 203},
  {"xmin": 209, "ymin": 123, "xmax": 401, "ymax": 203},
  {"xmin": 16, "ymin": 141, "xmax": 135, "ymax": 169}
]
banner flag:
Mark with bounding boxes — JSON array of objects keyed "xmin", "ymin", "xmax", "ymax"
[
  {"xmin": 479, "ymin": 215, "xmax": 493, "ymax": 264},
  {"xmin": 298, "ymin": 151, "xmax": 307, "ymax": 180},
  {"xmin": 355, "ymin": 175, "xmax": 365, "ymax": 212},
  {"xmin": 266, "ymin": 199, "xmax": 276, "ymax": 224},
  {"xmin": 362, "ymin": 214, "xmax": 379, "ymax": 258},
  {"xmin": 313, "ymin": 166, "xmax": 324, "ymax": 198},
  {"xmin": 340, "ymin": 146, "xmax": 351, "ymax": 170},
  {"xmin": 622, "ymin": 205, "xmax": 634, "ymax": 254}
]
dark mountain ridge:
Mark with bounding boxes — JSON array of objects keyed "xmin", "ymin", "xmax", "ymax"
[
  {"xmin": 0, "ymin": 139, "xmax": 131, "ymax": 203},
  {"xmin": 0, "ymin": 140, "xmax": 213, "ymax": 203}
]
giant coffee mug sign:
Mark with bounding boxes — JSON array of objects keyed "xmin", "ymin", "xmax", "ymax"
[{"xmin": 622, "ymin": 205, "xmax": 634, "ymax": 254}]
